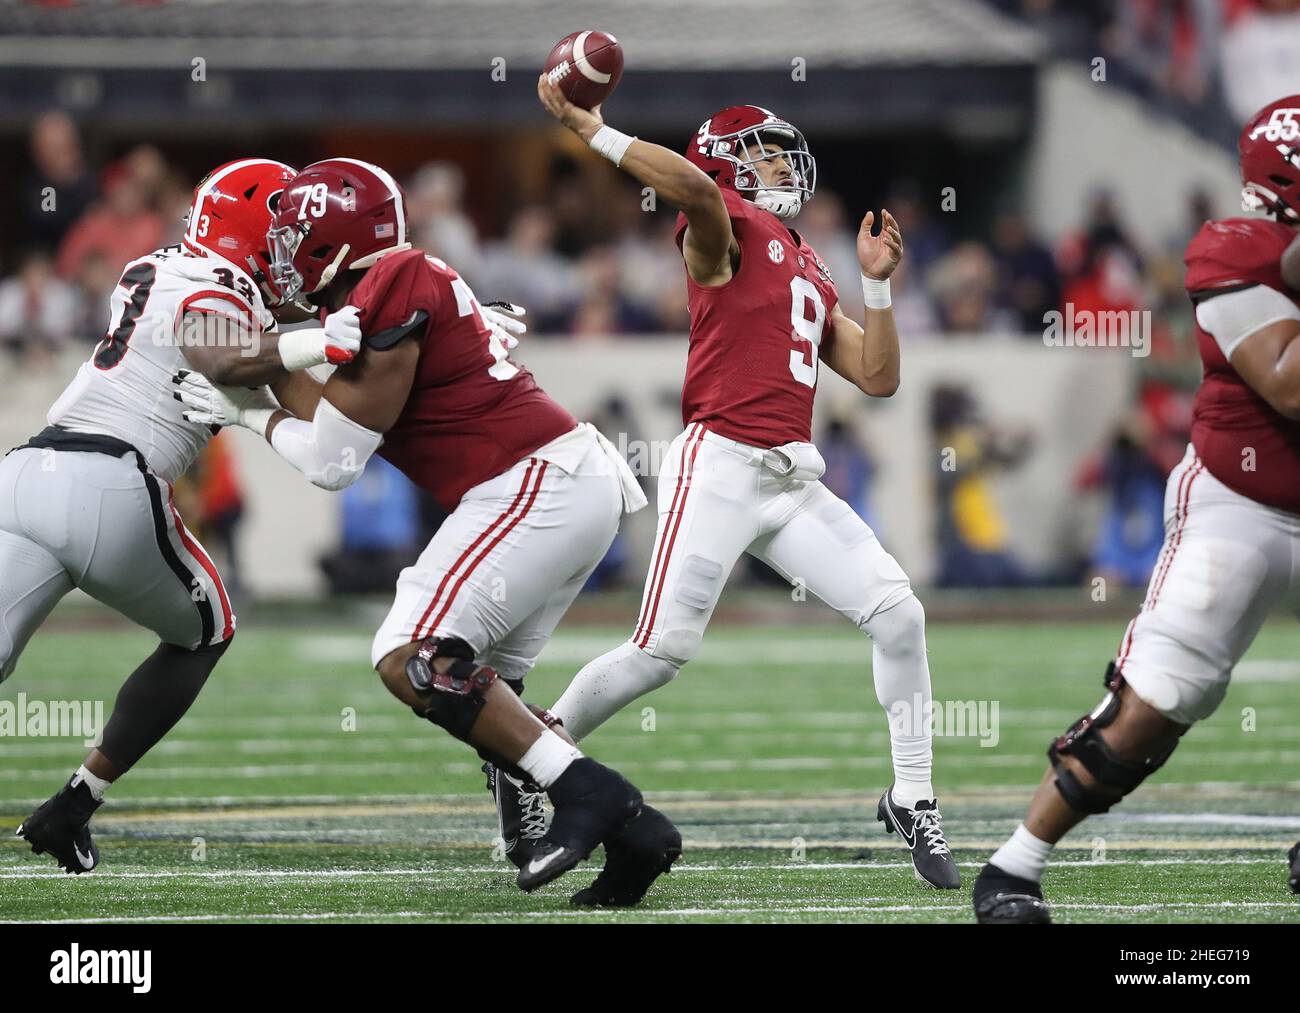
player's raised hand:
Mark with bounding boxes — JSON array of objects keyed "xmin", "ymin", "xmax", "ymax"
[
  {"xmin": 322, "ymin": 305, "xmax": 363, "ymax": 363},
  {"xmin": 277, "ymin": 304, "xmax": 363, "ymax": 370},
  {"xmin": 537, "ymin": 73, "xmax": 603, "ymax": 141},
  {"xmin": 479, "ymin": 301, "xmax": 527, "ymax": 351},
  {"xmin": 172, "ymin": 369, "xmax": 277, "ymax": 430},
  {"xmin": 857, "ymin": 208, "xmax": 904, "ymax": 281}
]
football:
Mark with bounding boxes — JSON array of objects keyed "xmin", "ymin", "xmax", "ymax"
[{"xmin": 543, "ymin": 29, "xmax": 623, "ymax": 110}]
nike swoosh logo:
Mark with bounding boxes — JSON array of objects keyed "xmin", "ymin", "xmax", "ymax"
[
  {"xmin": 74, "ymin": 845, "xmax": 94, "ymax": 869},
  {"xmin": 526, "ymin": 849, "xmax": 566, "ymax": 876},
  {"xmin": 888, "ymin": 799, "xmax": 917, "ymax": 849}
]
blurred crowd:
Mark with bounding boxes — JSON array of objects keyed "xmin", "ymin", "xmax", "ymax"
[
  {"xmin": 6, "ymin": 108, "xmax": 1213, "ymax": 367},
  {"xmin": 3, "ymin": 103, "xmax": 1218, "ymax": 592},
  {"xmin": 6, "ymin": 111, "xmax": 193, "ymax": 364},
  {"xmin": 994, "ymin": 0, "xmax": 1300, "ymax": 141}
]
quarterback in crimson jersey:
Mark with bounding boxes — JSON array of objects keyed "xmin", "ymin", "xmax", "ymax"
[
  {"xmin": 974, "ymin": 97, "xmax": 1300, "ymax": 923},
  {"xmin": 537, "ymin": 80, "xmax": 960, "ymax": 888},
  {"xmin": 175, "ymin": 158, "xmax": 681, "ymax": 902}
]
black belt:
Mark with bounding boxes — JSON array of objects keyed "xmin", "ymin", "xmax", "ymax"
[{"xmin": 18, "ymin": 425, "xmax": 142, "ymax": 460}]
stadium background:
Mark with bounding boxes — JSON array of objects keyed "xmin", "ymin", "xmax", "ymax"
[
  {"xmin": 1, "ymin": 0, "xmax": 1272, "ymax": 596},
  {"xmin": 2, "ymin": 0, "xmax": 1300, "ymax": 924}
]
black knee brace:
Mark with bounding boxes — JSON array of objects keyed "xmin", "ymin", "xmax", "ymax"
[
  {"xmin": 406, "ymin": 636, "xmax": 498, "ymax": 742},
  {"xmin": 1047, "ymin": 663, "xmax": 1179, "ymax": 814}
]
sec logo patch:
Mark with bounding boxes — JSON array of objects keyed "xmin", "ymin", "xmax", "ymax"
[{"xmin": 767, "ymin": 240, "xmax": 785, "ymax": 264}]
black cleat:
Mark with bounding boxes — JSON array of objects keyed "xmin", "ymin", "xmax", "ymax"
[
  {"xmin": 517, "ymin": 758, "xmax": 642, "ymax": 893},
  {"xmin": 877, "ymin": 786, "xmax": 961, "ymax": 889},
  {"xmin": 1288, "ymin": 841, "xmax": 1300, "ymax": 895},
  {"xmin": 16, "ymin": 775, "xmax": 103, "ymax": 874},
  {"xmin": 483, "ymin": 762, "xmax": 548, "ymax": 871},
  {"xmin": 973, "ymin": 862, "xmax": 1052, "ymax": 924},
  {"xmin": 571, "ymin": 804, "xmax": 682, "ymax": 908}
]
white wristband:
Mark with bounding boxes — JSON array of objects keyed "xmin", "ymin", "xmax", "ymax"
[
  {"xmin": 242, "ymin": 408, "xmax": 276, "ymax": 439},
  {"xmin": 862, "ymin": 276, "xmax": 892, "ymax": 310},
  {"xmin": 277, "ymin": 328, "xmax": 327, "ymax": 372},
  {"xmin": 589, "ymin": 125, "xmax": 636, "ymax": 167}
]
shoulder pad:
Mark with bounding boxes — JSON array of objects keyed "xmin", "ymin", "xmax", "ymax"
[
  {"xmin": 1185, "ymin": 217, "xmax": 1293, "ymax": 297},
  {"xmin": 366, "ymin": 308, "xmax": 429, "ymax": 350}
]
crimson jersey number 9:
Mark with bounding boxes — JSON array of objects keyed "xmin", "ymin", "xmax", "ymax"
[{"xmin": 788, "ymin": 276, "xmax": 826, "ymax": 389}]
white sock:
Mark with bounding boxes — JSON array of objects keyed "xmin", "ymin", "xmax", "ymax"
[
  {"xmin": 72, "ymin": 765, "xmax": 111, "ymax": 802},
  {"xmin": 551, "ymin": 640, "xmax": 679, "ymax": 741},
  {"xmin": 866, "ymin": 596, "xmax": 935, "ymax": 806},
  {"xmin": 891, "ymin": 781, "xmax": 933, "ymax": 809},
  {"xmin": 517, "ymin": 730, "xmax": 582, "ymax": 790},
  {"xmin": 988, "ymin": 823, "xmax": 1054, "ymax": 883}
]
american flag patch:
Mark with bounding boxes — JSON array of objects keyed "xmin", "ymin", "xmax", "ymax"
[{"xmin": 374, "ymin": 223, "xmax": 395, "ymax": 238}]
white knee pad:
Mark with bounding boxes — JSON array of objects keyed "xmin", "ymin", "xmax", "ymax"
[
  {"xmin": 863, "ymin": 593, "xmax": 927, "ymax": 659},
  {"xmin": 650, "ymin": 628, "xmax": 700, "ymax": 668},
  {"xmin": 1120, "ymin": 619, "xmax": 1233, "ymax": 725},
  {"xmin": 630, "ymin": 641, "xmax": 682, "ymax": 689}
]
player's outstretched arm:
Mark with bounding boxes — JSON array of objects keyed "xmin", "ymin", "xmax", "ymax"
[
  {"xmin": 537, "ymin": 75, "xmax": 734, "ymax": 284},
  {"xmin": 179, "ymin": 306, "xmax": 363, "ymax": 387},
  {"xmin": 270, "ymin": 370, "xmax": 326, "ymax": 422},
  {"xmin": 821, "ymin": 210, "xmax": 903, "ymax": 397},
  {"xmin": 260, "ymin": 339, "xmax": 421, "ymax": 491}
]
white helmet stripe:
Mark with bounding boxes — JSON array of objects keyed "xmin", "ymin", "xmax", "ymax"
[
  {"xmin": 330, "ymin": 156, "xmax": 407, "ymax": 249},
  {"xmin": 187, "ymin": 157, "xmax": 293, "ymax": 244},
  {"xmin": 573, "ymin": 31, "xmax": 612, "ymax": 84}
]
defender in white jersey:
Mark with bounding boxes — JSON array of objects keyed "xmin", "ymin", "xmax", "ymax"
[{"xmin": 4, "ymin": 158, "xmax": 363, "ymax": 873}]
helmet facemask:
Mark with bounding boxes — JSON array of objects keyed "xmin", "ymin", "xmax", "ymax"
[
  {"xmin": 722, "ymin": 123, "xmax": 816, "ymax": 219},
  {"xmin": 1241, "ymin": 181, "xmax": 1300, "ymax": 222},
  {"xmin": 267, "ymin": 221, "xmax": 307, "ymax": 303}
]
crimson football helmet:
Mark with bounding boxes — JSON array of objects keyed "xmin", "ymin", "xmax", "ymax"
[
  {"xmin": 184, "ymin": 158, "xmax": 298, "ymax": 305},
  {"xmin": 267, "ymin": 157, "xmax": 411, "ymax": 303},
  {"xmin": 1240, "ymin": 95, "xmax": 1300, "ymax": 223},
  {"xmin": 685, "ymin": 105, "xmax": 816, "ymax": 219}
]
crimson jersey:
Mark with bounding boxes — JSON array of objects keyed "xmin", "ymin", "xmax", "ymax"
[
  {"xmin": 1184, "ymin": 217, "xmax": 1300, "ymax": 514},
  {"xmin": 674, "ymin": 188, "xmax": 840, "ymax": 448},
  {"xmin": 349, "ymin": 249, "xmax": 576, "ymax": 511}
]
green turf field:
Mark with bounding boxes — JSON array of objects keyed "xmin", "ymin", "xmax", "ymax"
[{"xmin": 2, "ymin": 609, "xmax": 1298, "ymax": 923}]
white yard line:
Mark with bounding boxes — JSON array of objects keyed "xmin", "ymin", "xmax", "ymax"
[
  {"xmin": 10, "ymin": 748, "xmax": 1300, "ymax": 782},
  {"xmin": 0, "ymin": 855, "xmax": 1289, "ymax": 881},
  {"xmin": 5, "ymin": 899, "xmax": 1298, "ymax": 924}
]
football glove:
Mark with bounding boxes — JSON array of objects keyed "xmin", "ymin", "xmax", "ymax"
[
  {"xmin": 277, "ymin": 304, "xmax": 363, "ymax": 371},
  {"xmin": 172, "ymin": 369, "xmax": 278, "ymax": 434},
  {"xmin": 480, "ymin": 301, "xmax": 527, "ymax": 351}
]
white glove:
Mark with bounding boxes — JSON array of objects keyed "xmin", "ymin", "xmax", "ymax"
[
  {"xmin": 277, "ymin": 305, "xmax": 363, "ymax": 371},
  {"xmin": 479, "ymin": 301, "xmax": 527, "ymax": 351},
  {"xmin": 172, "ymin": 369, "xmax": 278, "ymax": 435}
]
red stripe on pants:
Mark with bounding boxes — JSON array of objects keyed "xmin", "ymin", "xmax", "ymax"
[
  {"xmin": 411, "ymin": 460, "xmax": 538, "ymax": 642},
  {"xmin": 635, "ymin": 425, "xmax": 706, "ymax": 649}
]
